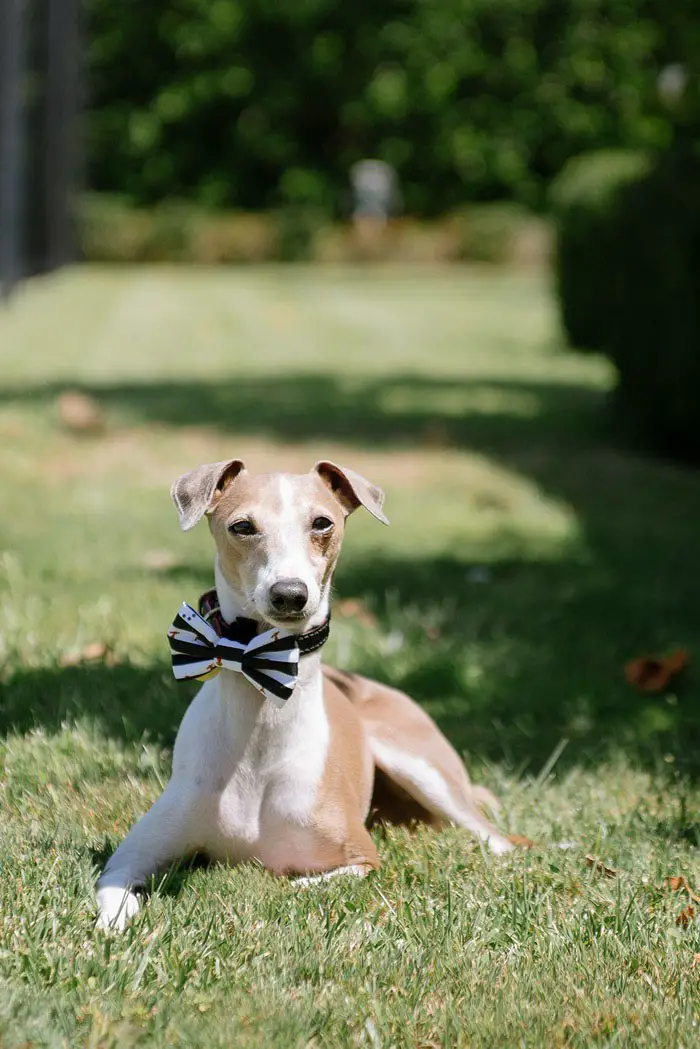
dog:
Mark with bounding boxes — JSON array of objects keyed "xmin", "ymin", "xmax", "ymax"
[{"xmin": 96, "ymin": 459, "xmax": 513, "ymax": 929}]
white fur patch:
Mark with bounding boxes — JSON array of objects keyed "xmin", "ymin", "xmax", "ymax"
[
  {"xmin": 96, "ymin": 886, "xmax": 140, "ymax": 931},
  {"xmin": 293, "ymin": 864, "xmax": 370, "ymax": 887},
  {"xmin": 251, "ymin": 475, "xmax": 321, "ymax": 621},
  {"xmin": 369, "ymin": 740, "xmax": 513, "ymax": 855}
]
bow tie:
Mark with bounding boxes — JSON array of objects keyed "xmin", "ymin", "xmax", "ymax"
[{"xmin": 167, "ymin": 593, "xmax": 330, "ymax": 706}]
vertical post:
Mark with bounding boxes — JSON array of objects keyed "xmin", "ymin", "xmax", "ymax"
[
  {"xmin": 0, "ymin": 0, "xmax": 28, "ymax": 297},
  {"xmin": 44, "ymin": 0, "xmax": 81, "ymax": 271}
]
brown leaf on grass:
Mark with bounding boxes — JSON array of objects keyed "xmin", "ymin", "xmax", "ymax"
[
  {"xmin": 624, "ymin": 649, "xmax": 689, "ymax": 692},
  {"xmin": 692, "ymin": 953, "xmax": 700, "ymax": 969},
  {"xmin": 676, "ymin": 906, "xmax": 695, "ymax": 928},
  {"xmin": 507, "ymin": 834, "xmax": 536, "ymax": 849},
  {"xmin": 668, "ymin": 875, "xmax": 700, "ymax": 904},
  {"xmin": 60, "ymin": 642, "xmax": 118, "ymax": 668},
  {"xmin": 57, "ymin": 391, "xmax": 105, "ymax": 435},
  {"xmin": 336, "ymin": 598, "xmax": 378, "ymax": 628},
  {"xmin": 585, "ymin": 855, "xmax": 617, "ymax": 878}
]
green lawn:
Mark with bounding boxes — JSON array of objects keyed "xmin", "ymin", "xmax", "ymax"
[{"xmin": 1, "ymin": 265, "xmax": 699, "ymax": 1047}]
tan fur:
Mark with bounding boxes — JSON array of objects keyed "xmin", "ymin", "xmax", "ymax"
[
  {"xmin": 201, "ymin": 461, "xmax": 511, "ymax": 853},
  {"xmin": 323, "ymin": 667, "xmax": 507, "ymax": 839},
  {"xmin": 208, "ymin": 472, "xmax": 346, "ymax": 616},
  {"xmin": 306, "ymin": 676, "xmax": 379, "ymax": 871},
  {"xmin": 97, "ymin": 461, "xmax": 512, "ymax": 932}
]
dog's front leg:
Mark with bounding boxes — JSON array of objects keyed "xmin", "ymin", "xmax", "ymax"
[{"xmin": 96, "ymin": 785, "xmax": 194, "ymax": 931}]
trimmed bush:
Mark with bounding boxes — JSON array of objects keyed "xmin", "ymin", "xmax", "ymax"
[
  {"xmin": 605, "ymin": 142, "xmax": 700, "ymax": 459},
  {"xmin": 552, "ymin": 135, "xmax": 700, "ymax": 459},
  {"xmin": 550, "ymin": 150, "xmax": 651, "ymax": 351}
]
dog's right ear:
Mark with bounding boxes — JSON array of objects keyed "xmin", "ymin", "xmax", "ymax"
[{"xmin": 170, "ymin": 459, "xmax": 246, "ymax": 531}]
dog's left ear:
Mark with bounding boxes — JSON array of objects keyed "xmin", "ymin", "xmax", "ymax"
[{"xmin": 313, "ymin": 461, "xmax": 389, "ymax": 525}]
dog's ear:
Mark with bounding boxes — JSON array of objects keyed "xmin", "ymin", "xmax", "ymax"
[
  {"xmin": 171, "ymin": 459, "xmax": 246, "ymax": 531},
  {"xmin": 313, "ymin": 461, "xmax": 389, "ymax": 525}
]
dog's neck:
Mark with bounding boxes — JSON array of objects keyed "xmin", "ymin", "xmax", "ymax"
[{"xmin": 213, "ymin": 556, "xmax": 330, "ymax": 664}]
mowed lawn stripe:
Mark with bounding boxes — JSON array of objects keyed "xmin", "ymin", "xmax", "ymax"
[{"xmin": 0, "ymin": 266, "xmax": 698, "ymax": 1048}]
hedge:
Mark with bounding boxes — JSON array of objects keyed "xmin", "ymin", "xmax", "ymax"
[
  {"xmin": 605, "ymin": 140, "xmax": 700, "ymax": 459},
  {"xmin": 549, "ymin": 150, "xmax": 652, "ymax": 352},
  {"xmin": 552, "ymin": 130, "xmax": 700, "ymax": 459},
  {"xmin": 85, "ymin": 0, "xmax": 669, "ymax": 214}
]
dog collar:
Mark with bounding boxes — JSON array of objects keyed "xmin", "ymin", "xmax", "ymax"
[
  {"xmin": 198, "ymin": 588, "xmax": 331, "ymax": 655},
  {"xmin": 166, "ymin": 589, "xmax": 330, "ymax": 706}
]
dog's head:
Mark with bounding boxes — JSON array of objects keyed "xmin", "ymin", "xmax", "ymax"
[{"xmin": 171, "ymin": 460, "xmax": 388, "ymax": 630}]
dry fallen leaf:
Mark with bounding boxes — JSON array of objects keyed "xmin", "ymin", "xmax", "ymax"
[
  {"xmin": 59, "ymin": 652, "xmax": 83, "ymax": 668},
  {"xmin": 336, "ymin": 598, "xmax": 378, "ymax": 628},
  {"xmin": 57, "ymin": 391, "xmax": 105, "ymax": 435},
  {"xmin": 585, "ymin": 855, "xmax": 617, "ymax": 878},
  {"xmin": 60, "ymin": 642, "xmax": 117, "ymax": 668},
  {"xmin": 676, "ymin": 906, "xmax": 695, "ymax": 928},
  {"xmin": 82, "ymin": 642, "xmax": 108, "ymax": 661},
  {"xmin": 624, "ymin": 649, "xmax": 689, "ymax": 692},
  {"xmin": 507, "ymin": 834, "xmax": 536, "ymax": 849},
  {"xmin": 668, "ymin": 875, "xmax": 700, "ymax": 904}
]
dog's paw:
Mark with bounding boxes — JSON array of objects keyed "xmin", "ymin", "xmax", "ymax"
[
  {"xmin": 486, "ymin": 833, "xmax": 515, "ymax": 856},
  {"xmin": 293, "ymin": 863, "xmax": 374, "ymax": 886},
  {"xmin": 96, "ymin": 886, "xmax": 140, "ymax": 931}
]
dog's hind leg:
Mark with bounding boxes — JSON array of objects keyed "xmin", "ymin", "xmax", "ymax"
[
  {"xmin": 369, "ymin": 737, "xmax": 513, "ymax": 854},
  {"xmin": 343, "ymin": 674, "xmax": 513, "ymax": 854}
]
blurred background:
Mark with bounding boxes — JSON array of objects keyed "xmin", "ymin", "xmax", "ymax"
[
  {"xmin": 2, "ymin": 1, "xmax": 698, "ymax": 275},
  {"xmin": 1, "ymin": 0, "xmax": 700, "ymax": 774},
  {"xmin": 4, "ymin": 7, "xmax": 700, "ymax": 1037}
]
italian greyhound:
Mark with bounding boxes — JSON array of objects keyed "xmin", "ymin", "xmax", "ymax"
[{"xmin": 96, "ymin": 460, "xmax": 513, "ymax": 930}]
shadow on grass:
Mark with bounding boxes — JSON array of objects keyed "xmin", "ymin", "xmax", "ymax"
[
  {"xmin": 0, "ymin": 372, "xmax": 608, "ymax": 452},
  {"xmin": 333, "ymin": 553, "xmax": 700, "ymax": 780},
  {"xmin": 2, "ymin": 370, "xmax": 700, "ymax": 776},
  {"xmin": 0, "ymin": 662, "xmax": 194, "ymax": 745},
  {"xmin": 2, "ymin": 547, "xmax": 698, "ymax": 779}
]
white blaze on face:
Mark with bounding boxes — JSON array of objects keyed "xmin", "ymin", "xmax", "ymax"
[{"xmin": 252, "ymin": 475, "xmax": 323, "ymax": 620}]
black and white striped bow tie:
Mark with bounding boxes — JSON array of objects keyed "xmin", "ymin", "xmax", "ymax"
[{"xmin": 168, "ymin": 602, "xmax": 300, "ymax": 706}]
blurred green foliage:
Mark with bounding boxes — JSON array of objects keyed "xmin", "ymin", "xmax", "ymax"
[
  {"xmin": 86, "ymin": 0, "xmax": 672, "ymax": 214},
  {"xmin": 550, "ymin": 0, "xmax": 700, "ymax": 460},
  {"xmin": 550, "ymin": 150, "xmax": 652, "ymax": 351}
]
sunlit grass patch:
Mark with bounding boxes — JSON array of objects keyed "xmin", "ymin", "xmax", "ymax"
[{"xmin": 1, "ymin": 266, "xmax": 699, "ymax": 1046}]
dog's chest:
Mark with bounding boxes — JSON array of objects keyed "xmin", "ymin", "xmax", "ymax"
[{"xmin": 174, "ymin": 674, "xmax": 330, "ymax": 861}]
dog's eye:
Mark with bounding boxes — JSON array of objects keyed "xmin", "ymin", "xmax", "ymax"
[
  {"xmin": 229, "ymin": 520, "xmax": 257, "ymax": 537},
  {"xmin": 312, "ymin": 516, "xmax": 333, "ymax": 533}
]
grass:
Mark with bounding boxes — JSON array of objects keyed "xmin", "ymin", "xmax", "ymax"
[{"xmin": 1, "ymin": 264, "xmax": 699, "ymax": 1047}]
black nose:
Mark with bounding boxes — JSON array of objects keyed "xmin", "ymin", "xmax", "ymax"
[{"xmin": 269, "ymin": 579, "xmax": 309, "ymax": 615}]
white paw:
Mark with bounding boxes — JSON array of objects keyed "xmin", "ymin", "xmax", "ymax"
[
  {"xmin": 96, "ymin": 886, "xmax": 140, "ymax": 931},
  {"xmin": 294, "ymin": 864, "xmax": 372, "ymax": 886},
  {"xmin": 486, "ymin": 834, "xmax": 515, "ymax": 856}
]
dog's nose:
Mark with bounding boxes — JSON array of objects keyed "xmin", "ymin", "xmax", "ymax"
[{"xmin": 269, "ymin": 579, "xmax": 309, "ymax": 615}]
